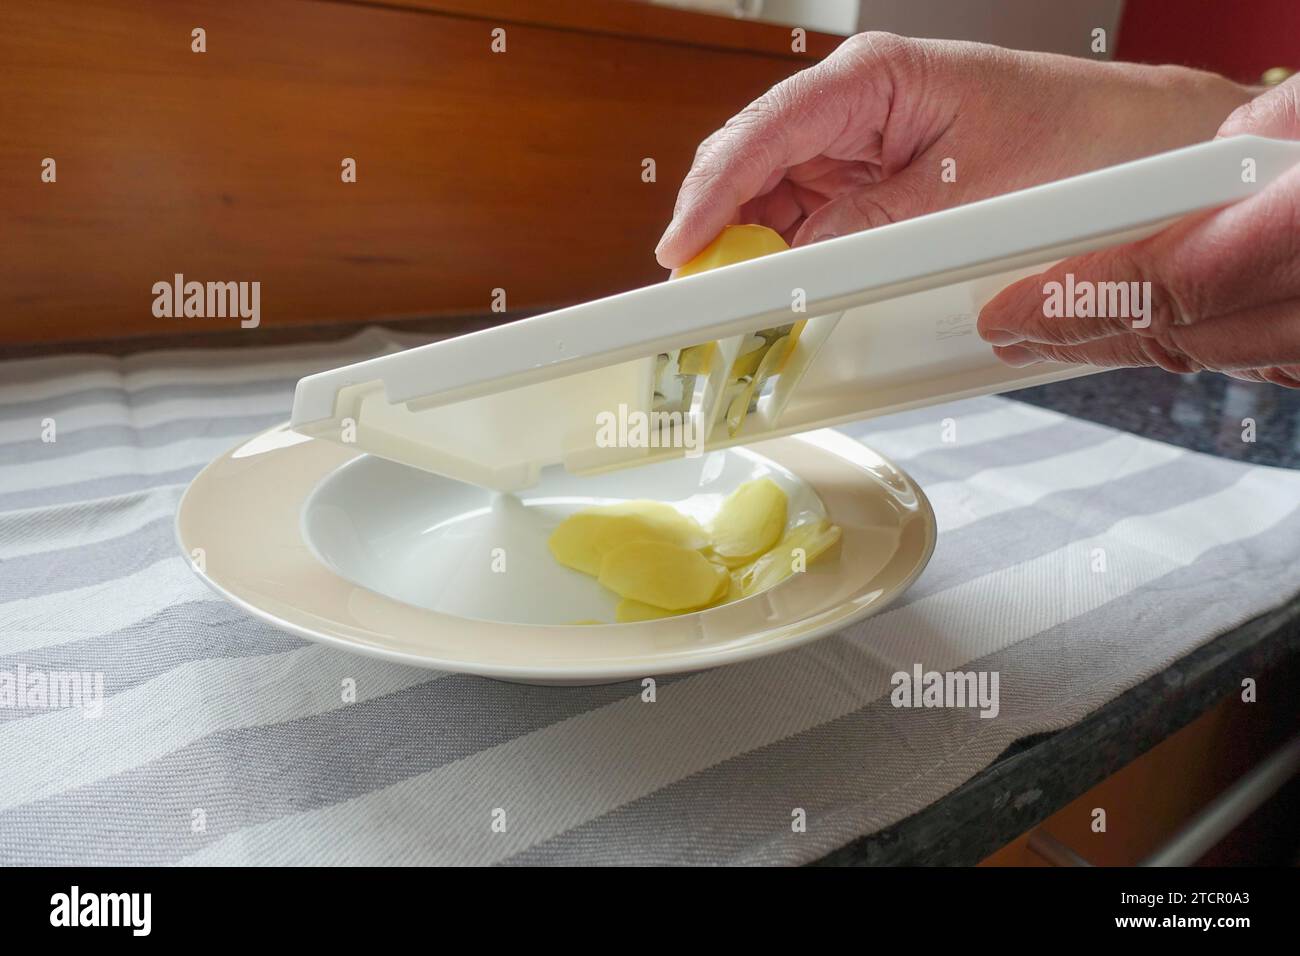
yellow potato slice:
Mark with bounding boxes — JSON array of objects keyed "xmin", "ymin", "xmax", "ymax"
[
  {"xmin": 734, "ymin": 519, "xmax": 842, "ymax": 597},
  {"xmin": 549, "ymin": 501, "xmax": 708, "ymax": 576},
  {"xmin": 774, "ymin": 319, "xmax": 805, "ymax": 374},
  {"xmin": 678, "ymin": 342, "xmax": 715, "ymax": 376},
  {"xmin": 723, "ymin": 570, "xmax": 746, "ymax": 604},
  {"xmin": 710, "ymin": 478, "xmax": 788, "ymax": 567},
  {"xmin": 617, "ymin": 560, "xmax": 730, "ymax": 621},
  {"xmin": 598, "ymin": 540, "xmax": 727, "ymax": 611},
  {"xmin": 615, "ymin": 599, "xmax": 682, "ymax": 623},
  {"xmin": 729, "ymin": 345, "xmax": 765, "ymax": 381},
  {"xmin": 724, "ymin": 334, "xmax": 790, "ymax": 437}
]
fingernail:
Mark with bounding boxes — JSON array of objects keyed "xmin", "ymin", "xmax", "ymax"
[
  {"xmin": 995, "ymin": 345, "xmax": 1043, "ymax": 368},
  {"xmin": 812, "ymin": 231, "xmax": 839, "ymax": 243},
  {"xmin": 981, "ymin": 329, "xmax": 1025, "ymax": 347}
]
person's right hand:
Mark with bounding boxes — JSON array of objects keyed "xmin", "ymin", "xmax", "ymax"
[
  {"xmin": 977, "ymin": 75, "xmax": 1300, "ymax": 387},
  {"xmin": 656, "ymin": 33, "xmax": 1251, "ymax": 270}
]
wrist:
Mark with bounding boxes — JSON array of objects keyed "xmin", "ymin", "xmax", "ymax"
[{"xmin": 1152, "ymin": 64, "xmax": 1257, "ymax": 124}]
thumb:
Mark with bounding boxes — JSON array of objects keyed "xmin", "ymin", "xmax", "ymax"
[
  {"xmin": 790, "ymin": 172, "xmax": 931, "ymax": 246},
  {"xmin": 1217, "ymin": 74, "xmax": 1300, "ymax": 138}
]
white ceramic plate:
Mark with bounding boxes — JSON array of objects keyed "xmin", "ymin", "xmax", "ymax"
[{"xmin": 176, "ymin": 425, "xmax": 936, "ymax": 684}]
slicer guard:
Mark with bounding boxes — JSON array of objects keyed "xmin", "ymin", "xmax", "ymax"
[{"xmin": 290, "ymin": 136, "xmax": 1300, "ymax": 491}]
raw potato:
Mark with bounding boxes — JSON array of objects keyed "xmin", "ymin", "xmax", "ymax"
[
  {"xmin": 673, "ymin": 224, "xmax": 790, "ymax": 278},
  {"xmin": 734, "ymin": 519, "xmax": 842, "ymax": 597},
  {"xmin": 670, "ymin": 225, "xmax": 793, "ymax": 385},
  {"xmin": 598, "ymin": 540, "xmax": 727, "ymax": 611},
  {"xmin": 710, "ymin": 478, "xmax": 788, "ymax": 567},
  {"xmin": 549, "ymin": 501, "xmax": 708, "ymax": 576}
]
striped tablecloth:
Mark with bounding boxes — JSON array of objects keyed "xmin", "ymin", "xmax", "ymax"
[{"xmin": 2, "ymin": 328, "xmax": 1298, "ymax": 865}]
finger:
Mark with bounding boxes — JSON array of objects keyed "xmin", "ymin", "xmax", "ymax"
[
  {"xmin": 1218, "ymin": 74, "xmax": 1300, "ymax": 138},
  {"xmin": 994, "ymin": 297, "xmax": 1300, "ymax": 374},
  {"xmin": 1260, "ymin": 365, "xmax": 1300, "ymax": 387},
  {"xmin": 1148, "ymin": 299, "xmax": 1300, "ymax": 369},
  {"xmin": 789, "ymin": 165, "xmax": 932, "ymax": 245},
  {"xmin": 991, "ymin": 333, "xmax": 1162, "ymax": 371},
  {"xmin": 1224, "ymin": 365, "xmax": 1300, "ymax": 386},
  {"xmin": 978, "ymin": 244, "xmax": 1177, "ymax": 347},
  {"xmin": 737, "ymin": 180, "xmax": 817, "ymax": 241},
  {"xmin": 980, "ymin": 162, "xmax": 1300, "ymax": 347},
  {"xmin": 654, "ymin": 35, "xmax": 904, "ymax": 268}
]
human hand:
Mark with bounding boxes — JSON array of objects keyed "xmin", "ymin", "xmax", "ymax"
[
  {"xmin": 655, "ymin": 33, "xmax": 1250, "ymax": 270},
  {"xmin": 978, "ymin": 75, "xmax": 1300, "ymax": 387}
]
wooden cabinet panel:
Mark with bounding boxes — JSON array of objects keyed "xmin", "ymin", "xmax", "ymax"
[{"xmin": 0, "ymin": 0, "xmax": 838, "ymax": 346}]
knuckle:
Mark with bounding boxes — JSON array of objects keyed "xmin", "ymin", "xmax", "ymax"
[
  {"xmin": 1111, "ymin": 244, "xmax": 1190, "ymax": 334},
  {"xmin": 1219, "ymin": 96, "xmax": 1263, "ymax": 137},
  {"xmin": 836, "ymin": 31, "xmax": 914, "ymax": 74},
  {"xmin": 1220, "ymin": 77, "xmax": 1300, "ymax": 137},
  {"xmin": 844, "ymin": 31, "xmax": 908, "ymax": 57},
  {"xmin": 1145, "ymin": 330, "xmax": 1203, "ymax": 373},
  {"xmin": 1027, "ymin": 343, "xmax": 1075, "ymax": 365},
  {"xmin": 1263, "ymin": 366, "xmax": 1300, "ymax": 388},
  {"xmin": 847, "ymin": 190, "xmax": 898, "ymax": 230}
]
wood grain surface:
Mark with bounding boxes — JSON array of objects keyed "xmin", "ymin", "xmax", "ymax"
[{"xmin": 0, "ymin": 0, "xmax": 841, "ymax": 347}]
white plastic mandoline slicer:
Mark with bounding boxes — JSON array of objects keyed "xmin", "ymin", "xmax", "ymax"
[{"xmin": 291, "ymin": 136, "xmax": 1300, "ymax": 491}]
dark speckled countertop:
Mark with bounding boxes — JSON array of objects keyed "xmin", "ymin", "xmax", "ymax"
[
  {"xmin": 1014, "ymin": 367, "xmax": 1300, "ymax": 469},
  {"xmin": 815, "ymin": 367, "xmax": 1300, "ymax": 866}
]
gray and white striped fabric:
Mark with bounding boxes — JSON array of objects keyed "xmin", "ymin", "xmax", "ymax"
[{"xmin": 2, "ymin": 328, "xmax": 1298, "ymax": 865}]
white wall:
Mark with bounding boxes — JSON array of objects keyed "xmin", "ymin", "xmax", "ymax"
[
  {"xmin": 759, "ymin": 0, "xmax": 862, "ymax": 35},
  {"xmin": 856, "ymin": 0, "xmax": 1124, "ymax": 57},
  {"xmin": 645, "ymin": 0, "xmax": 1123, "ymax": 53},
  {"xmin": 648, "ymin": 0, "xmax": 862, "ymax": 36}
]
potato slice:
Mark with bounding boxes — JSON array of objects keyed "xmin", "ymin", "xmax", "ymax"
[
  {"xmin": 549, "ymin": 501, "xmax": 707, "ymax": 576},
  {"xmin": 617, "ymin": 559, "xmax": 730, "ymax": 621},
  {"xmin": 723, "ymin": 334, "xmax": 790, "ymax": 437},
  {"xmin": 734, "ymin": 519, "xmax": 842, "ymax": 597},
  {"xmin": 598, "ymin": 540, "xmax": 727, "ymax": 610},
  {"xmin": 615, "ymin": 598, "xmax": 682, "ymax": 623},
  {"xmin": 710, "ymin": 478, "xmax": 788, "ymax": 567},
  {"xmin": 722, "ymin": 570, "xmax": 746, "ymax": 604},
  {"xmin": 774, "ymin": 319, "xmax": 805, "ymax": 374},
  {"xmin": 678, "ymin": 342, "xmax": 715, "ymax": 376},
  {"xmin": 729, "ymin": 335, "xmax": 769, "ymax": 380}
]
